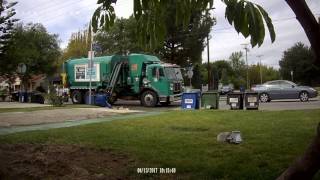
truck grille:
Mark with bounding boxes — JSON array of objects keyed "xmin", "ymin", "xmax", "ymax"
[{"xmin": 174, "ymin": 83, "xmax": 181, "ymax": 92}]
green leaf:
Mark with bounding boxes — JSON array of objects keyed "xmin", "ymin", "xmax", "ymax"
[
  {"xmin": 257, "ymin": 4, "xmax": 276, "ymax": 43},
  {"xmin": 254, "ymin": 7, "xmax": 265, "ymax": 46},
  {"xmin": 245, "ymin": 2, "xmax": 259, "ymax": 47}
]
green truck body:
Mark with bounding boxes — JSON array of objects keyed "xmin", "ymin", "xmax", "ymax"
[{"xmin": 64, "ymin": 53, "xmax": 184, "ymax": 106}]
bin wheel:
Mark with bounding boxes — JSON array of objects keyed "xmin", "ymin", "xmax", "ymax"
[
  {"xmin": 141, "ymin": 90, "xmax": 158, "ymax": 107},
  {"xmin": 71, "ymin": 90, "xmax": 83, "ymax": 104},
  {"xmin": 259, "ymin": 93, "xmax": 269, "ymax": 103}
]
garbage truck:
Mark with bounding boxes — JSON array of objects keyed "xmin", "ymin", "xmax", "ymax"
[{"xmin": 63, "ymin": 53, "xmax": 184, "ymax": 107}]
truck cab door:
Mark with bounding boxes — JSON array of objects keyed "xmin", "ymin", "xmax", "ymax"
[{"xmin": 147, "ymin": 67, "xmax": 167, "ymax": 95}]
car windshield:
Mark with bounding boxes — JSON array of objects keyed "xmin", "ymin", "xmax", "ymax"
[{"xmin": 164, "ymin": 67, "xmax": 183, "ymax": 80}]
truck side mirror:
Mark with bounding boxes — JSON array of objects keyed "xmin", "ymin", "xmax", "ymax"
[{"xmin": 156, "ymin": 68, "xmax": 160, "ymax": 80}]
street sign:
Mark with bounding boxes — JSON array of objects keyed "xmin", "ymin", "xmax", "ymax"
[{"xmin": 17, "ymin": 63, "xmax": 27, "ymax": 74}]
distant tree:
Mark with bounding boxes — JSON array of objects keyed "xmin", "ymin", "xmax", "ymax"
[
  {"xmin": 248, "ymin": 64, "xmax": 279, "ymax": 85},
  {"xmin": 228, "ymin": 52, "xmax": 246, "ymax": 88},
  {"xmin": 60, "ymin": 27, "xmax": 91, "ymax": 62},
  {"xmin": 229, "ymin": 51, "xmax": 246, "ymax": 74},
  {"xmin": 95, "ymin": 17, "xmax": 143, "ymax": 55},
  {"xmin": 191, "ymin": 63, "xmax": 204, "ymax": 89},
  {"xmin": 220, "ymin": 68, "xmax": 229, "ymax": 85},
  {"xmin": 0, "ymin": 0, "xmax": 18, "ymax": 55},
  {"xmin": 1, "ymin": 23, "xmax": 60, "ymax": 86},
  {"xmin": 156, "ymin": 2, "xmax": 215, "ymax": 66},
  {"xmin": 279, "ymin": 42, "xmax": 319, "ymax": 85}
]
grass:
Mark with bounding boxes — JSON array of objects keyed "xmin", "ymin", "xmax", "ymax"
[
  {"xmin": 1, "ymin": 109, "xmax": 320, "ymax": 179},
  {"xmin": 0, "ymin": 104, "xmax": 97, "ymax": 113}
]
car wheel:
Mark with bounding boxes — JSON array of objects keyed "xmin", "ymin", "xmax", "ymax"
[
  {"xmin": 259, "ymin": 93, "xmax": 269, "ymax": 103},
  {"xmin": 299, "ymin": 91, "xmax": 309, "ymax": 102},
  {"xmin": 71, "ymin": 90, "xmax": 83, "ymax": 104},
  {"xmin": 141, "ymin": 90, "xmax": 158, "ymax": 107}
]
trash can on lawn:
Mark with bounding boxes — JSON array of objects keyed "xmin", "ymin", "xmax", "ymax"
[
  {"xmin": 227, "ymin": 92, "xmax": 244, "ymax": 110},
  {"xmin": 201, "ymin": 91, "xmax": 219, "ymax": 109},
  {"xmin": 181, "ymin": 91, "xmax": 201, "ymax": 110},
  {"xmin": 244, "ymin": 92, "xmax": 259, "ymax": 110}
]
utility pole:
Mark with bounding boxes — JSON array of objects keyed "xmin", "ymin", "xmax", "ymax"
[
  {"xmin": 257, "ymin": 55, "xmax": 263, "ymax": 84},
  {"xmin": 207, "ymin": 35, "xmax": 210, "ymax": 90},
  {"xmin": 241, "ymin": 43, "xmax": 250, "ymax": 89},
  {"xmin": 88, "ymin": 25, "xmax": 94, "ymax": 105}
]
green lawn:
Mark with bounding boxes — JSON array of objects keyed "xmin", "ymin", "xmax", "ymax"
[
  {"xmin": 1, "ymin": 109, "xmax": 320, "ymax": 179},
  {"xmin": 0, "ymin": 104, "xmax": 97, "ymax": 113}
]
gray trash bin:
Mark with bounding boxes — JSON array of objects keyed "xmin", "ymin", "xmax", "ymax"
[
  {"xmin": 227, "ymin": 92, "xmax": 244, "ymax": 110},
  {"xmin": 244, "ymin": 92, "xmax": 259, "ymax": 110}
]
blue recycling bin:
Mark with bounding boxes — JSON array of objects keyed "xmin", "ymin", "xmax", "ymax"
[
  {"xmin": 85, "ymin": 95, "xmax": 95, "ymax": 105},
  {"xmin": 95, "ymin": 93, "xmax": 111, "ymax": 108},
  {"xmin": 181, "ymin": 91, "xmax": 201, "ymax": 109}
]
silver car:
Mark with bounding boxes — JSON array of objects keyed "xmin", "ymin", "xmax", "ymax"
[{"xmin": 251, "ymin": 80, "xmax": 318, "ymax": 102}]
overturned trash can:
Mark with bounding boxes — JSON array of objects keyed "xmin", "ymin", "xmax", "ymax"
[
  {"xmin": 181, "ymin": 91, "xmax": 201, "ymax": 110},
  {"xmin": 227, "ymin": 92, "xmax": 244, "ymax": 110},
  {"xmin": 95, "ymin": 93, "xmax": 112, "ymax": 108},
  {"xmin": 244, "ymin": 92, "xmax": 259, "ymax": 110},
  {"xmin": 201, "ymin": 91, "xmax": 219, "ymax": 109}
]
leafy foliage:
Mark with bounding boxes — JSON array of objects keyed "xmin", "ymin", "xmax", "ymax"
[
  {"xmin": 92, "ymin": 0, "xmax": 275, "ymax": 49},
  {"xmin": 59, "ymin": 27, "xmax": 91, "ymax": 68},
  {"xmin": 223, "ymin": 0, "xmax": 275, "ymax": 47},
  {"xmin": 0, "ymin": 0, "xmax": 18, "ymax": 54},
  {"xmin": 156, "ymin": 3, "xmax": 215, "ymax": 66},
  {"xmin": 95, "ymin": 17, "xmax": 143, "ymax": 55},
  {"xmin": 279, "ymin": 42, "xmax": 319, "ymax": 86},
  {"xmin": 0, "ymin": 23, "xmax": 60, "ymax": 76}
]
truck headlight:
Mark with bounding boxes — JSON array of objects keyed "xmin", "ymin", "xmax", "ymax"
[{"xmin": 170, "ymin": 83, "xmax": 174, "ymax": 91}]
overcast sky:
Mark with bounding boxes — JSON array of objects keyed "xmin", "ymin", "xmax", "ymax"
[{"xmin": 12, "ymin": 0, "xmax": 320, "ymax": 68}]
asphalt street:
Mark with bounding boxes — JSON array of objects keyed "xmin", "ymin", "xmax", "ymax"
[{"xmin": 113, "ymin": 96, "xmax": 320, "ymax": 111}]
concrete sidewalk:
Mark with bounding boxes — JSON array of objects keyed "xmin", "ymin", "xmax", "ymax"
[
  {"xmin": 0, "ymin": 102, "xmax": 50, "ymax": 108},
  {"xmin": 0, "ymin": 111, "xmax": 162, "ymax": 135}
]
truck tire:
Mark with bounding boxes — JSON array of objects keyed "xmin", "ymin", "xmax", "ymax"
[
  {"xmin": 141, "ymin": 90, "xmax": 158, "ymax": 107},
  {"xmin": 71, "ymin": 90, "xmax": 83, "ymax": 104}
]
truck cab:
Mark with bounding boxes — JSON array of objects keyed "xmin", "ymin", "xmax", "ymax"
[{"xmin": 140, "ymin": 63, "xmax": 183, "ymax": 106}]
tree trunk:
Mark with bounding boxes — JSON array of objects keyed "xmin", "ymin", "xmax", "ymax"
[
  {"xmin": 277, "ymin": 123, "xmax": 320, "ymax": 179},
  {"xmin": 285, "ymin": 0, "xmax": 320, "ymax": 65}
]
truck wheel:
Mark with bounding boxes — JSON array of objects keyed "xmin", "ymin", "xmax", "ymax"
[
  {"xmin": 141, "ymin": 90, "xmax": 158, "ymax": 107},
  {"xmin": 71, "ymin": 90, "xmax": 83, "ymax": 104}
]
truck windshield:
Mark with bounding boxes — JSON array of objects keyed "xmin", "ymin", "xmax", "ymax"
[{"xmin": 164, "ymin": 67, "xmax": 183, "ymax": 80}]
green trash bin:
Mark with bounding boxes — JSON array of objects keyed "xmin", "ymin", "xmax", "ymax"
[{"xmin": 201, "ymin": 91, "xmax": 219, "ymax": 109}]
